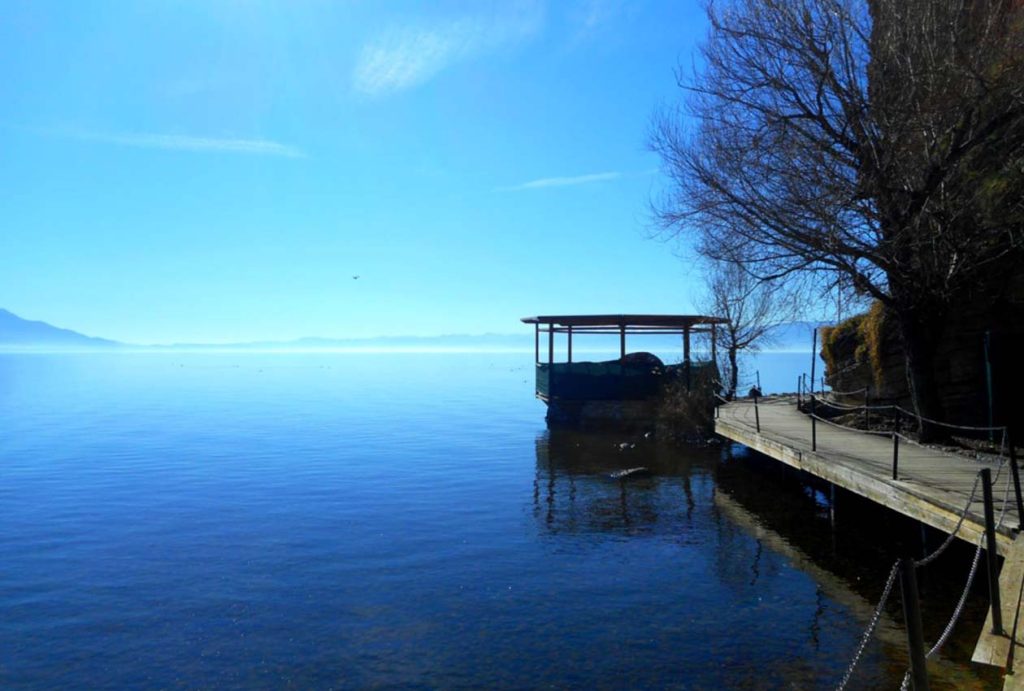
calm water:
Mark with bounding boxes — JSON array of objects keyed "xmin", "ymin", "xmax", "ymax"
[{"xmin": 0, "ymin": 353, "xmax": 997, "ymax": 688}]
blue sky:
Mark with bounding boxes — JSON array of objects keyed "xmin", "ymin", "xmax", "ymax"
[{"xmin": 0, "ymin": 1, "xmax": 712, "ymax": 344}]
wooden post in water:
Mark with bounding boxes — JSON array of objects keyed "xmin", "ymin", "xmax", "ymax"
[
  {"xmin": 684, "ymin": 326, "xmax": 692, "ymax": 391},
  {"xmin": 982, "ymin": 467, "xmax": 1004, "ymax": 634},
  {"xmin": 900, "ymin": 557, "xmax": 930, "ymax": 691},
  {"xmin": 829, "ymin": 483, "xmax": 836, "ymax": 528}
]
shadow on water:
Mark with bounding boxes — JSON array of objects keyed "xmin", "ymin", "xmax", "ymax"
[
  {"xmin": 715, "ymin": 444, "xmax": 1002, "ymax": 689},
  {"xmin": 533, "ymin": 427, "xmax": 1001, "ymax": 689}
]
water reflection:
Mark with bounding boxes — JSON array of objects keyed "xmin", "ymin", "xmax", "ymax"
[{"xmin": 532, "ymin": 428, "xmax": 718, "ymax": 535}]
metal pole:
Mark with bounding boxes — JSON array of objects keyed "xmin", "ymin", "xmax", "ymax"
[
  {"xmin": 1009, "ymin": 430, "xmax": 1024, "ymax": 532},
  {"xmin": 892, "ymin": 433, "xmax": 900, "ymax": 480},
  {"xmin": 899, "ymin": 557, "xmax": 930, "ymax": 691},
  {"xmin": 684, "ymin": 326, "xmax": 692, "ymax": 391},
  {"xmin": 711, "ymin": 323, "xmax": 717, "ymax": 366},
  {"xmin": 756, "ymin": 370, "xmax": 761, "ymax": 390},
  {"xmin": 864, "ymin": 388, "xmax": 870, "ymax": 430},
  {"xmin": 812, "ymin": 414, "xmax": 817, "ymax": 451},
  {"xmin": 754, "ymin": 392, "xmax": 760, "ymax": 433},
  {"xmin": 985, "ymin": 331, "xmax": 994, "ymax": 444},
  {"xmin": 809, "ymin": 328, "xmax": 817, "ymax": 399},
  {"xmin": 982, "ymin": 467, "xmax": 1004, "ymax": 634},
  {"xmin": 534, "ymin": 324, "xmax": 539, "ymax": 364},
  {"xmin": 797, "ymin": 376, "xmax": 802, "ymax": 407},
  {"xmin": 567, "ymin": 325, "xmax": 573, "ymax": 364},
  {"xmin": 547, "ymin": 326, "xmax": 554, "ymax": 365}
]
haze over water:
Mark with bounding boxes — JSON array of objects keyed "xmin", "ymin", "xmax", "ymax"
[{"xmin": 0, "ymin": 352, "xmax": 994, "ymax": 688}]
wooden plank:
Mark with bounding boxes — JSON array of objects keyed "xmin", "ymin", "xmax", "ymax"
[{"xmin": 973, "ymin": 536, "xmax": 1024, "ymax": 675}]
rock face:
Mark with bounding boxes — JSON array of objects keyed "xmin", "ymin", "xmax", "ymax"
[
  {"xmin": 821, "ymin": 302, "xmax": 906, "ymax": 403},
  {"xmin": 822, "ymin": 281, "xmax": 1024, "ymax": 435}
]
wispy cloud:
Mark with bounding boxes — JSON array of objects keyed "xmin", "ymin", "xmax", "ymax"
[
  {"xmin": 61, "ymin": 130, "xmax": 305, "ymax": 158},
  {"xmin": 573, "ymin": 0, "xmax": 619, "ymax": 39},
  {"xmin": 498, "ymin": 171, "xmax": 622, "ymax": 191},
  {"xmin": 353, "ymin": 5, "xmax": 543, "ymax": 97}
]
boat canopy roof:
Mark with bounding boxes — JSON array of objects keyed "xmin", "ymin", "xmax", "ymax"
[{"xmin": 521, "ymin": 314, "xmax": 727, "ymax": 334}]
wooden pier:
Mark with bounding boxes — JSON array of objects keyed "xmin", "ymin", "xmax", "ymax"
[
  {"xmin": 715, "ymin": 395, "xmax": 1024, "ymax": 684},
  {"xmin": 716, "ymin": 396, "xmax": 1019, "ymax": 553}
]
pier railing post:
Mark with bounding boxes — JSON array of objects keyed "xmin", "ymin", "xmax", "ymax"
[
  {"xmin": 1008, "ymin": 430, "xmax": 1023, "ymax": 532},
  {"xmin": 982, "ymin": 467, "xmax": 1004, "ymax": 634},
  {"xmin": 899, "ymin": 557, "xmax": 930, "ymax": 691},
  {"xmin": 812, "ymin": 414, "xmax": 817, "ymax": 452},
  {"xmin": 892, "ymin": 435, "xmax": 900, "ymax": 481},
  {"xmin": 754, "ymin": 391, "xmax": 760, "ymax": 433},
  {"xmin": 864, "ymin": 388, "xmax": 870, "ymax": 430}
]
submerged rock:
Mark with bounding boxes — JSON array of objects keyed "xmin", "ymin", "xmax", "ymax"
[{"xmin": 608, "ymin": 467, "xmax": 650, "ymax": 480}]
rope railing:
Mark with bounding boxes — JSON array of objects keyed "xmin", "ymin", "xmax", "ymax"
[
  {"xmin": 840, "ymin": 464, "xmax": 1012, "ymax": 690},
  {"xmin": 893, "ymin": 429, "xmax": 1009, "ymax": 468},
  {"xmin": 913, "ymin": 473, "xmax": 983, "ymax": 568},
  {"xmin": 809, "ymin": 412, "xmax": 893, "ymax": 438},
  {"xmin": 786, "ymin": 380, "xmax": 1019, "ymax": 688},
  {"xmin": 725, "ymin": 377, "xmax": 1020, "ymax": 688},
  {"xmin": 814, "ymin": 391, "xmax": 1008, "ymax": 436},
  {"xmin": 836, "ymin": 560, "xmax": 901, "ymax": 690},
  {"xmin": 823, "ymin": 386, "xmax": 869, "ymax": 397},
  {"xmin": 803, "ymin": 371, "xmax": 1010, "ymax": 438}
]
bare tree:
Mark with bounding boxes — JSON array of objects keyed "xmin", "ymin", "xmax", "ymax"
[
  {"xmin": 651, "ymin": 0, "xmax": 1024, "ymax": 437},
  {"xmin": 701, "ymin": 258, "xmax": 797, "ymax": 399}
]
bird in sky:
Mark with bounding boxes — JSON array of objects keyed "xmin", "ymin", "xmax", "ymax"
[{"xmin": 352, "ymin": 275, "xmax": 360, "ymax": 280}]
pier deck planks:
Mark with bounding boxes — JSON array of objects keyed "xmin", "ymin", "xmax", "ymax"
[
  {"xmin": 716, "ymin": 397, "xmax": 1019, "ymax": 555},
  {"xmin": 717, "ymin": 396, "xmax": 1024, "ymax": 680}
]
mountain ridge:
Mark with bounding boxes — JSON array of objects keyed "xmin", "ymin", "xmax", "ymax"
[{"xmin": 0, "ymin": 308, "xmax": 825, "ymax": 352}]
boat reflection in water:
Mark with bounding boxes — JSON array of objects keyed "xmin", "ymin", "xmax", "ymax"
[{"xmin": 532, "ymin": 428, "xmax": 715, "ymax": 535}]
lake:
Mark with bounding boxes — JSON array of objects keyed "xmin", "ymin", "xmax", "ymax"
[{"xmin": 0, "ymin": 352, "xmax": 997, "ymax": 688}]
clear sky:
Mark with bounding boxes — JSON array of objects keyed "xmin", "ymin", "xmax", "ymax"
[{"xmin": 0, "ymin": 0, "xmax": 711, "ymax": 345}]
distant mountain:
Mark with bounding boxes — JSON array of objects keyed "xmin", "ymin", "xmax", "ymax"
[
  {"xmin": 0, "ymin": 308, "xmax": 828, "ymax": 353},
  {"xmin": 0, "ymin": 309, "xmax": 121, "ymax": 349},
  {"xmin": 155, "ymin": 332, "xmax": 535, "ymax": 351}
]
